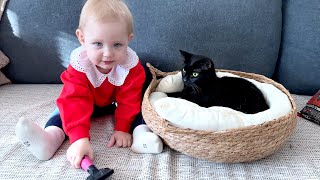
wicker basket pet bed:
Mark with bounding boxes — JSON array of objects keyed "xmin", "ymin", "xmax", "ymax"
[{"xmin": 142, "ymin": 63, "xmax": 297, "ymax": 163}]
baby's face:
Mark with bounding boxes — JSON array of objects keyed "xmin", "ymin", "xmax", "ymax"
[{"xmin": 80, "ymin": 19, "xmax": 133, "ymax": 74}]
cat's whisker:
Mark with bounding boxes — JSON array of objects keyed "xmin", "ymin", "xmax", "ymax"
[{"xmin": 192, "ymin": 84, "xmax": 202, "ymax": 96}]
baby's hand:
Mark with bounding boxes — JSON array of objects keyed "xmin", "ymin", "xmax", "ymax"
[
  {"xmin": 107, "ymin": 131, "xmax": 132, "ymax": 148},
  {"xmin": 66, "ymin": 138, "xmax": 93, "ymax": 169}
]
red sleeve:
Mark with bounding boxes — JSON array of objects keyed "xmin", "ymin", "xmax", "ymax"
[
  {"xmin": 56, "ymin": 65, "xmax": 94, "ymax": 144},
  {"xmin": 114, "ymin": 61, "xmax": 146, "ymax": 132}
]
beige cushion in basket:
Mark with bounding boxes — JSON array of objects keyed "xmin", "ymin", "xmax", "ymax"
[
  {"xmin": 155, "ymin": 72, "xmax": 184, "ymax": 93},
  {"xmin": 151, "ymin": 72, "xmax": 292, "ymax": 131}
]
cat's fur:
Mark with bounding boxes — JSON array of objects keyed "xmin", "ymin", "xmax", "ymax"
[{"xmin": 169, "ymin": 50, "xmax": 269, "ymax": 114}]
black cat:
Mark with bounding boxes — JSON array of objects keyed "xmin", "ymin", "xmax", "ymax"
[{"xmin": 169, "ymin": 50, "xmax": 269, "ymax": 114}]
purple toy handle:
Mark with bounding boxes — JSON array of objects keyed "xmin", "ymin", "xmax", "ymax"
[{"xmin": 81, "ymin": 155, "xmax": 93, "ymax": 171}]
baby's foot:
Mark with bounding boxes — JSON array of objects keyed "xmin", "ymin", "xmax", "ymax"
[
  {"xmin": 131, "ymin": 125, "xmax": 163, "ymax": 154},
  {"xmin": 15, "ymin": 117, "xmax": 65, "ymax": 160}
]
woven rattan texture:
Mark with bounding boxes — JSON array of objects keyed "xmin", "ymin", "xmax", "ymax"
[{"xmin": 142, "ymin": 63, "xmax": 297, "ymax": 163}]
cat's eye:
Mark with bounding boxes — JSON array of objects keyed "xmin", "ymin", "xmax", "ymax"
[{"xmin": 192, "ymin": 72, "xmax": 199, "ymax": 77}]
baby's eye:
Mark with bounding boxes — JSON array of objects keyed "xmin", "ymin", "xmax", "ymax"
[
  {"xmin": 192, "ymin": 72, "xmax": 199, "ymax": 77},
  {"xmin": 114, "ymin": 43, "xmax": 122, "ymax": 48},
  {"xmin": 93, "ymin": 42, "xmax": 103, "ymax": 47}
]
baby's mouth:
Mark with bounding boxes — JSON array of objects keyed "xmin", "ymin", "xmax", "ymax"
[{"xmin": 104, "ymin": 61, "xmax": 114, "ymax": 65}]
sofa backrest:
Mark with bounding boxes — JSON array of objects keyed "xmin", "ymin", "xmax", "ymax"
[
  {"xmin": 0, "ymin": 0, "xmax": 84, "ymax": 84},
  {"xmin": 273, "ymin": 0, "xmax": 320, "ymax": 95},
  {"xmin": 2, "ymin": 0, "xmax": 318, "ymax": 95},
  {"xmin": 127, "ymin": 0, "xmax": 282, "ymax": 78},
  {"xmin": 0, "ymin": 0, "xmax": 282, "ymax": 82}
]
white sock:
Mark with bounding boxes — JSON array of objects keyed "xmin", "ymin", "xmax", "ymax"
[
  {"xmin": 131, "ymin": 125, "xmax": 163, "ymax": 154},
  {"xmin": 15, "ymin": 117, "xmax": 65, "ymax": 160}
]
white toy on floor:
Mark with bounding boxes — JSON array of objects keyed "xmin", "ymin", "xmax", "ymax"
[{"xmin": 131, "ymin": 125, "xmax": 163, "ymax": 154}]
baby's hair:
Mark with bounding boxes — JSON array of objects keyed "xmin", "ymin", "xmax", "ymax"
[{"xmin": 79, "ymin": 0, "xmax": 133, "ymax": 34}]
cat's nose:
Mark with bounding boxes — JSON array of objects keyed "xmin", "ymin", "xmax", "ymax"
[{"xmin": 183, "ymin": 77, "xmax": 188, "ymax": 82}]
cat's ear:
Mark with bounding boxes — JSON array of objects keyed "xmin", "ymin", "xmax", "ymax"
[
  {"xmin": 179, "ymin": 50, "xmax": 193, "ymax": 63},
  {"xmin": 201, "ymin": 59, "xmax": 214, "ymax": 70}
]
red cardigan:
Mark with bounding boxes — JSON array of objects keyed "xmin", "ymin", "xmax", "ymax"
[{"xmin": 56, "ymin": 62, "xmax": 146, "ymax": 144}]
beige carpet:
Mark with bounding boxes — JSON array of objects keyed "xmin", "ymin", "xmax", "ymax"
[{"xmin": 0, "ymin": 84, "xmax": 319, "ymax": 179}]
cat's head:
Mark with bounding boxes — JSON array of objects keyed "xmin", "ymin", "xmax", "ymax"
[{"xmin": 179, "ymin": 50, "xmax": 217, "ymax": 88}]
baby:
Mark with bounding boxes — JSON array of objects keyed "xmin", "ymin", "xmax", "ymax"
[{"xmin": 15, "ymin": 0, "xmax": 162, "ymax": 169}]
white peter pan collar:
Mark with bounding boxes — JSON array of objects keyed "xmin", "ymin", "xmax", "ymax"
[{"xmin": 70, "ymin": 46, "xmax": 139, "ymax": 88}]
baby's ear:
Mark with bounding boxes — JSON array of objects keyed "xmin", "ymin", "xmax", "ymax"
[
  {"xmin": 128, "ymin": 33, "xmax": 134, "ymax": 41},
  {"xmin": 179, "ymin": 50, "xmax": 193, "ymax": 64},
  {"xmin": 76, "ymin": 29, "xmax": 85, "ymax": 45}
]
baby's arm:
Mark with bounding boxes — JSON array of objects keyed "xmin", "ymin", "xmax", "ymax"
[
  {"xmin": 57, "ymin": 66, "xmax": 95, "ymax": 167},
  {"xmin": 67, "ymin": 137, "xmax": 93, "ymax": 168},
  {"xmin": 112, "ymin": 63, "xmax": 146, "ymax": 145},
  {"xmin": 57, "ymin": 66, "xmax": 94, "ymax": 144}
]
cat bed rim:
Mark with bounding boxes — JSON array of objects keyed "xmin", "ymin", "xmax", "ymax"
[{"xmin": 144, "ymin": 63, "xmax": 296, "ymax": 133}]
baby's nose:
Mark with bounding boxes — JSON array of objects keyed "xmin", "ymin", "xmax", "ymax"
[{"xmin": 103, "ymin": 47, "xmax": 112, "ymax": 57}]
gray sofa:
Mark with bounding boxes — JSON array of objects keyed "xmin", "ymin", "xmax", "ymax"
[{"xmin": 0, "ymin": 0, "xmax": 319, "ymax": 179}]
